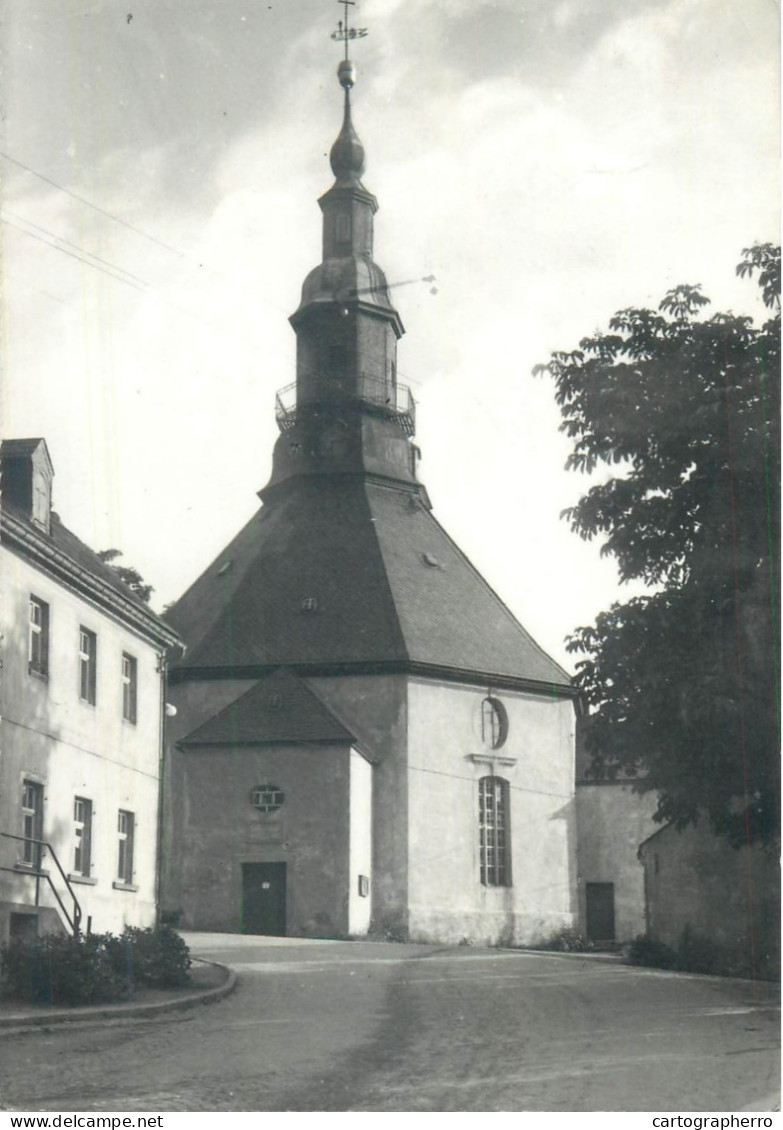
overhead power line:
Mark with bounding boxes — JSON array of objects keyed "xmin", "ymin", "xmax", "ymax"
[{"xmin": 1, "ymin": 150, "xmax": 199, "ymax": 268}]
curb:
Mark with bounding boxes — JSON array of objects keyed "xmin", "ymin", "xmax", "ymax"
[{"xmin": 0, "ymin": 959, "xmax": 236, "ymax": 1031}]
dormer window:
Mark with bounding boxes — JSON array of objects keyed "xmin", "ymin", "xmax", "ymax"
[{"xmin": 0, "ymin": 438, "xmax": 54, "ymax": 533}]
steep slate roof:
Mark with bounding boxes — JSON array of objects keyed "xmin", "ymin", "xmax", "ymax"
[
  {"xmin": 179, "ymin": 668, "xmax": 355, "ymax": 747},
  {"xmin": 167, "ymin": 475, "xmax": 571, "ymax": 691},
  {"xmin": 2, "ymin": 502, "xmax": 181, "ymax": 648}
]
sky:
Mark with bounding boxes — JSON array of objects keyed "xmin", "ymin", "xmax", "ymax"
[{"xmin": 1, "ymin": 0, "xmax": 779, "ymax": 670}]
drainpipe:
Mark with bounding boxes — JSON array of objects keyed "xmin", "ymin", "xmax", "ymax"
[{"xmin": 154, "ymin": 650, "xmax": 167, "ymax": 930}]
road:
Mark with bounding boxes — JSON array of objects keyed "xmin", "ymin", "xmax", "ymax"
[{"xmin": 0, "ymin": 934, "xmax": 778, "ymax": 1112}]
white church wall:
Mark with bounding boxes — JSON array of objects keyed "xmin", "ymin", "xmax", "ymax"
[
  {"xmin": 348, "ymin": 748, "xmax": 373, "ymax": 936},
  {"xmin": 405, "ymin": 677, "xmax": 577, "ymax": 945}
]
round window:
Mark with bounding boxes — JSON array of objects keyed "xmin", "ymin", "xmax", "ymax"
[
  {"xmin": 481, "ymin": 697, "xmax": 509, "ymax": 750},
  {"xmin": 250, "ymin": 785, "xmax": 285, "ymax": 813}
]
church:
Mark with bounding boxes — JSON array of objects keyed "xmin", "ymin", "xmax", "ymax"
[{"xmin": 161, "ymin": 48, "xmax": 578, "ymax": 946}]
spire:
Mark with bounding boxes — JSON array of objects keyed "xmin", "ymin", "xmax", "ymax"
[
  {"xmin": 262, "ymin": 2, "xmax": 422, "ymax": 502},
  {"xmin": 330, "ymin": 84, "xmax": 366, "ymax": 184}
]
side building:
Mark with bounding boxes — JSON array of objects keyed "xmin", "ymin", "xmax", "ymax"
[{"xmin": 0, "ymin": 438, "xmax": 182, "ymax": 940}]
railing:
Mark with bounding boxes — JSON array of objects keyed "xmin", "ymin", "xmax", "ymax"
[
  {"xmin": 275, "ymin": 372, "xmax": 416, "ymax": 436},
  {"xmin": 0, "ymin": 833, "xmax": 82, "ymax": 936}
]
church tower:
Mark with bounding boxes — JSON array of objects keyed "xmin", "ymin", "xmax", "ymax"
[{"xmin": 162, "ymin": 29, "xmax": 578, "ymax": 945}]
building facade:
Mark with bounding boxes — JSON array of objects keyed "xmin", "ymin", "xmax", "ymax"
[
  {"xmin": 161, "ymin": 58, "xmax": 579, "ymax": 945},
  {"xmin": 0, "ymin": 439, "xmax": 181, "ymax": 940}
]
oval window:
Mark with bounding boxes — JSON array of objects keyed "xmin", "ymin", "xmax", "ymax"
[
  {"xmin": 481, "ymin": 697, "xmax": 509, "ymax": 750},
  {"xmin": 250, "ymin": 785, "xmax": 285, "ymax": 813}
]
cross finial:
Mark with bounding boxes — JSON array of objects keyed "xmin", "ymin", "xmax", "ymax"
[{"xmin": 330, "ymin": 0, "xmax": 368, "ymax": 63}]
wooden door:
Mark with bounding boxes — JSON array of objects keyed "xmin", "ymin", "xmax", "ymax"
[
  {"xmin": 241, "ymin": 862, "xmax": 287, "ymax": 936},
  {"xmin": 585, "ymin": 882, "xmax": 616, "ymax": 943}
]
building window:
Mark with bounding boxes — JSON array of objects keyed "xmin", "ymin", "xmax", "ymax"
[
  {"xmin": 250, "ymin": 785, "xmax": 285, "ymax": 814},
  {"xmin": 79, "ymin": 628, "xmax": 97, "ymax": 704},
  {"xmin": 28, "ymin": 596, "xmax": 49, "ymax": 676},
  {"xmin": 21, "ymin": 781, "xmax": 44, "ymax": 867},
  {"xmin": 481, "ymin": 696, "xmax": 509, "ymax": 750},
  {"xmin": 117, "ymin": 810, "xmax": 135, "ymax": 884},
  {"xmin": 73, "ymin": 797, "xmax": 92, "ymax": 876},
  {"xmin": 479, "ymin": 776, "xmax": 511, "ymax": 887},
  {"xmin": 121, "ymin": 653, "xmax": 138, "ymax": 723}
]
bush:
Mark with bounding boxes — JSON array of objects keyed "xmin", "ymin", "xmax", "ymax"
[
  {"xmin": 0, "ymin": 925, "xmax": 191, "ymax": 1006},
  {"xmin": 627, "ymin": 934, "xmax": 679, "ymax": 970},
  {"xmin": 110, "ymin": 925, "xmax": 192, "ymax": 989},
  {"xmin": 536, "ymin": 927, "xmax": 595, "ymax": 953},
  {"xmin": 0, "ymin": 933, "xmax": 125, "ymax": 1005}
]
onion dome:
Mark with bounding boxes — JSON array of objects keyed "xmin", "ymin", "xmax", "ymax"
[{"xmin": 330, "ymin": 90, "xmax": 365, "ymax": 182}]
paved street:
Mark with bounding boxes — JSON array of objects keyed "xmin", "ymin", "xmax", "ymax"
[{"xmin": 0, "ymin": 934, "xmax": 778, "ymax": 1112}]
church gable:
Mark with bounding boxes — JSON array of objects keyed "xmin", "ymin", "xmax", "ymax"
[{"xmin": 179, "ymin": 668, "xmax": 356, "ymax": 748}]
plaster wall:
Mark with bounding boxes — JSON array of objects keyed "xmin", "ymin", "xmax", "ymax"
[
  {"xmin": 576, "ymin": 783, "xmax": 659, "ymax": 942},
  {"xmin": 160, "ymin": 677, "xmax": 256, "ymax": 917},
  {"xmin": 175, "ymin": 741, "xmax": 356, "ymax": 936},
  {"xmin": 0, "ymin": 546, "xmax": 164, "ymax": 936},
  {"xmin": 348, "ymin": 748, "xmax": 373, "ymax": 936},
  {"xmin": 405, "ymin": 678, "xmax": 577, "ymax": 945},
  {"xmin": 641, "ymin": 823, "xmax": 780, "ymax": 979},
  {"xmin": 308, "ymin": 673, "xmax": 409, "ymax": 936}
]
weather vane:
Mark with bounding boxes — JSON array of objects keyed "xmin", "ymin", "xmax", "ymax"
[{"xmin": 331, "ymin": 0, "xmax": 368, "ymax": 61}]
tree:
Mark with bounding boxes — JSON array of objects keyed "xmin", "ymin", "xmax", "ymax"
[
  {"xmin": 536, "ymin": 244, "xmax": 780, "ymax": 846},
  {"xmin": 97, "ymin": 548, "xmax": 154, "ymax": 604}
]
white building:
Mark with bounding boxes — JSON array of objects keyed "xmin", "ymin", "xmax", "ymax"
[{"xmin": 0, "ymin": 438, "xmax": 182, "ymax": 940}]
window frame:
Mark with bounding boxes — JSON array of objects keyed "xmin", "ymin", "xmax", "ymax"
[
  {"xmin": 79, "ymin": 627, "xmax": 97, "ymax": 705},
  {"xmin": 121, "ymin": 652, "xmax": 138, "ymax": 724},
  {"xmin": 117, "ymin": 810, "xmax": 135, "ymax": 884},
  {"xmin": 21, "ymin": 781, "xmax": 44, "ymax": 867},
  {"xmin": 28, "ymin": 595, "xmax": 50, "ymax": 677},
  {"xmin": 478, "ymin": 775, "xmax": 511, "ymax": 887},
  {"xmin": 73, "ymin": 797, "xmax": 93, "ymax": 877},
  {"xmin": 481, "ymin": 696, "xmax": 509, "ymax": 750}
]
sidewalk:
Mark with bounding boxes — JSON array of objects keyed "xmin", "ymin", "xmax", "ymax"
[{"xmin": 0, "ymin": 958, "xmax": 235, "ymax": 1031}]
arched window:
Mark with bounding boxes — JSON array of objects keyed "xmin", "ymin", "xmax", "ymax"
[{"xmin": 478, "ymin": 776, "xmax": 511, "ymax": 887}]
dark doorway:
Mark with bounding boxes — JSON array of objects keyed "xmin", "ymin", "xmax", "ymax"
[
  {"xmin": 242, "ymin": 862, "xmax": 287, "ymax": 936},
  {"xmin": 585, "ymin": 882, "xmax": 616, "ymax": 943}
]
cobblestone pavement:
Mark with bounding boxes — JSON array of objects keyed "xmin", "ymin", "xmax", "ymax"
[{"xmin": 0, "ymin": 938, "xmax": 778, "ymax": 1112}]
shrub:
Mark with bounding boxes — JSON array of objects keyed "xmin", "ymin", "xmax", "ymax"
[
  {"xmin": 626, "ymin": 934, "xmax": 679, "ymax": 970},
  {"xmin": 111, "ymin": 925, "xmax": 192, "ymax": 989},
  {"xmin": 0, "ymin": 933, "xmax": 125, "ymax": 1005},
  {"xmin": 536, "ymin": 927, "xmax": 595, "ymax": 953},
  {"xmin": 0, "ymin": 925, "xmax": 191, "ymax": 1006}
]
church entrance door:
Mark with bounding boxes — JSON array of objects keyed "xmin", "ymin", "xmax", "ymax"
[
  {"xmin": 241, "ymin": 862, "xmax": 287, "ymax": 936},
  {"xmin": 585, "ymin": 881, "xmax": 615, "ymax": 944}
]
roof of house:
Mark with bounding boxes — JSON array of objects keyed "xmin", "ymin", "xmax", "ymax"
[
  {"xmin": 0, "ymin": 437, "xmax": 50, "ymax": 459},
  {"xmin": 2, "ymin": 502, "xmax": 182, "ymax": 649},
  {"xmin": 166, "ymin": 474, "xmax": 571, "ymax": 691},
  {"xmin": 179, "ymin": 668, "xmax": 356, "ymax": 747}
]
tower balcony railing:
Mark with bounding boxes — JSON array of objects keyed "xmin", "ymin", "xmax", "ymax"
[{"xmin": 275, "ymin": 372, "xmax": 416, "ymax": 436}]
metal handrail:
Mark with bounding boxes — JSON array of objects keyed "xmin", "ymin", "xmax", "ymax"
[
  {"xmin": 1, "ymin": 832, "xmax": 82, "ymax": 935},
  {"xmin": 275, "ymin": 372, "xmax": 416, "ymax": 435}
]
